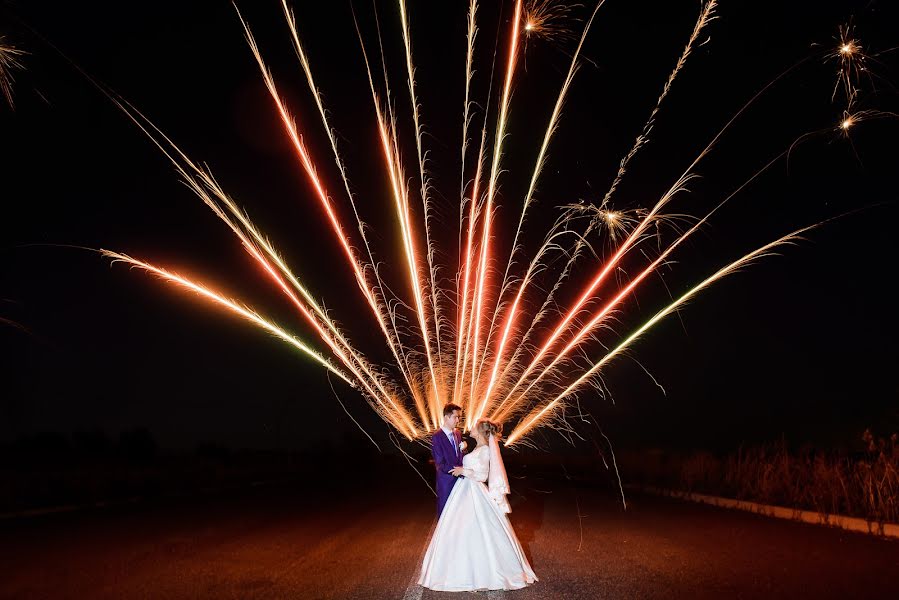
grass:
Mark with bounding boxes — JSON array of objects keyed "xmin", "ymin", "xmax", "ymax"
[{"xmin": 623, "ymin": 430, "xmax": 899, "ymax": 524}]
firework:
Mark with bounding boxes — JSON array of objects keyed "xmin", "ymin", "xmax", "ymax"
[
  {"xmin": 830, "ymin": 23, "xmax": 867, "ymax": 109},
  {"xmin": 523, "ymin": 0, "xmax": 577, "ymax": 45},
  {"xmin": 104, "ymin": 1, "xmax": 852, "ymax": 447},
  {"xmin": 0, "ymin": 36, "xmax": 26, "ymax": 109}
]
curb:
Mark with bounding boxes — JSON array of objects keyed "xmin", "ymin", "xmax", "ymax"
[{"xmin": 627, "ymin": 484, "xmax": 899, "ymax": 539}]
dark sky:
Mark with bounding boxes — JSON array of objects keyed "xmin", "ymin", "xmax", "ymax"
[{"xmin": 1, "ymin": 0, "xmax": 897, "ymax": 453}]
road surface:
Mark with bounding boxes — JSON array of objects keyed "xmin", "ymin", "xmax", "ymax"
[{"xmin": 1, "ymin": 469, "xmax": 897, "ymax": 599}]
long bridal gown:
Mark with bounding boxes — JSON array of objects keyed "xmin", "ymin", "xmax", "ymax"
[{"xmin": 418, "ymin": 443, "xmax": 537, "ymax": 591}]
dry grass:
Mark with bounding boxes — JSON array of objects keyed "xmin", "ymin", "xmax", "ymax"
[{"xmin": 625, "ymin": 430, "xmax": 899, "ymax": 524}]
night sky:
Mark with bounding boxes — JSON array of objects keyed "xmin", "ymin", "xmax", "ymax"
[{"xmin": 2, "ymin": 0, "xmax": 897, "ymax": 453}]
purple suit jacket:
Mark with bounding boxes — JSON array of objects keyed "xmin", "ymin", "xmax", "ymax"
[{"xmin": 432, "ymin": 428, "xmax": 463, "ymax": 516}]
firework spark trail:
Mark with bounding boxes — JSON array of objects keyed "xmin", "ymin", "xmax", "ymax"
[
  {"xmin": 398, "ymin": 0, "xmax": 445, "ymax": 369},
  {"xmin": 102, "ymin": 251, "xmax": 357, "ymax": 388},
  {"xmin": 492, "ymin": 171, "xmax": 693, "ymax": 416},
  {"xmin": 523, "ymin": 0, "xmax": 578, "ymax": 44},
  {"xmin": 493, "ymin": 157, "xmax": 776, "ymax": 422},
  {"xmin": 238, "ymin": 19, "xmax": 385, "ymax": 349},
  {"xmin": 350, "ymin": 10, "xmax": 429, "ymax": 415},
  {"xmin": 394, "ymin": 135, "xmax": 445, "ymax": 427},
  {"xmin": 372, "ymin": 4, "xmax": 447, "ymax": 429},
  {"xmin": 496, "ymin": 20, "xmax": 807, "ymax": 415},
  {"xmin": 469, "ymin": 0, "xmax": 523, "ymax": 418},
  {"xmin": 454, "ymin": 0, "xmax": 480, "ymax": 408},
  {"xmin": 245, "ymin": 243, "xmax": 418, "ymax": 437},
  {"xmin": 376, "ymin": 104, "xmax": 436, "ymax": 428},
  {"xmin": 103, "ymin": 89, "xmax": 420, "ymax": 437},
  {"xmin": 97, "ymin": 2, "xmax": 858, "ymax": 447},
  {"xmin": 454, "ymin": 127, "xmax": 487, "ymax": 411},
  {"xmin": 598, "ymin": 0, "xmax": 717, "ymax": 209},
  {"xmin": 0, "ymin": 37, "xmax": 26, "ymax": 109},
  {"xmin": 498, "ymin": 0, "xmax": 607, "ymax": 294},
  {"xmin": 491, "ymin": 208, "xmax": 604, "ymax": 404},
  {"xmin": 498, "ymin": 0, "xmax": 717, "ymax": 395},
  {"xmin": 238, "ymin": 16, "xmax": 432, "ymax": 434},
  {"xmin": 473, "ymin": 209, "xmax": 587, "ymax": 422},
  {"xmin": 191, "ymin": 181, "xmax": 418, "ymax": 438},
  {"xmin": 504, "ymin": 224, "xmax": 816, "ymax": 446},
  {"xmin": 457, "ymin": 127, "xmax": 489, "ymax": 418},
  {"xmin": 832, "ymin": 23, "xmax": 864, "ymax": 108},
  {"xmin": 458, "ymin": 0, "xmax": 480, "ymax": 242},
  {"xmin": 282, "ymin": 1, "xmax": 421, "ymax": 405},
  {"xmin": 367, "ymin": 80, "xmax": 441, "ymax": 428},
  {"xmin": 458, "ymin": 14, "xmax": 501, "ymax": 418},
  {"xmin": 458, "ymin": 0, "xmax": 480, "ymax": 278},
  {"xmin": 358, "ymin": 1, "xmax": 444, "ymax": 425},
  {"xmin": 479, "ymin": 0, "xmax": 606, "ymax": 421},
  {"xmin": 108, "ymin": 249, "xmax": 416, "ymax": 439},
  {"xmin": 487, "ymin": 210, "xmax": 598, "ymax": 408}
]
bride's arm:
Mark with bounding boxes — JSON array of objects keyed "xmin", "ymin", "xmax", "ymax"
[{"xmin": 462, "ymin": 449, "xmax": 489, "ymax": 482}]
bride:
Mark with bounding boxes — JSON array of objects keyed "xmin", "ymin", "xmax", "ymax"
[{"xmin": 418, "ymin": 419, "xmax": 538, "ymax": 591}]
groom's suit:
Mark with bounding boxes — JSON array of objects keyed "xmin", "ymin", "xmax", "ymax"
[{"xmin": 431, "ymin": 428, "xmax": 464, "ymax": 516}]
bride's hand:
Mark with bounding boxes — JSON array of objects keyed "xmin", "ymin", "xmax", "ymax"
[{"xmin": 449, "ymin": 466, "xmax": 465, "ymax": 477}]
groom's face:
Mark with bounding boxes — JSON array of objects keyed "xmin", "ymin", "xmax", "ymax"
[{"xmin": 444, "ymin": 409, "xmax": 461, "ymax": 430}]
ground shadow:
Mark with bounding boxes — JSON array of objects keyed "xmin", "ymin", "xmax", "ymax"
[{"xmin": 509, "ymin": 483, "xmax": 546, "ymax": 566}]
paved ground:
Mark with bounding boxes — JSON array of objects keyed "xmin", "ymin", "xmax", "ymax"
[{"xmin": 1, "ymin": 471, "xmax": 897, "ymax": 599}]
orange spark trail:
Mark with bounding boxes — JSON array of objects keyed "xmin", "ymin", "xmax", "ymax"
[
  {"xmin": 493, "ymin": 205, "xmax": 714, "ymax": 421},
  {"xmin": 377, "ymin": 104, "xmax": 443, "ymax": 429},
  {"xmin": 398, "ymin": 0, "xmax": 444, "ymax": 369},
  {"xmin": 505, "ymin": 225, "xmax": 814, "ymax": 446},
  {"xmin": 469, "ymin": 0, "xmax": 523, "ymax": 418},
  {"xmin": 105, "ymin": 251, "xmax": 416, "ymax": 437},
  {"xmin": 495, "ymin": 146, "xmax": 788, "ymax": 422},
  {"xmin": 104, "ymin": 96, "xmax": 401, "ymax": 412},
  {"xmin": 494, "ymin": 178, "xmax": 685, "ymax": 413},
  {"xmin": 479, "ymin": 0, "xmax": 606, "ymax": 421},
  {"xmin": 454, "ymin": 129, "xmax": 487, "ymax": 411},
  {"xmin": 96, "ymin": 95, "xmax": 420, "ymax": 435},
  {"xmin": 280, "ymin": 0, "xmax": 416, "ymax": 402},
  {"xmin": 350, "ymin": 14, "xmax": 429, "ymax": 423},
  {"xmin": 0, "ymin": 37, "xmax": 25, "ymax": 109},
  {"xmin": 454, "ymin": 0, "xmax": 480, "ymax": 408},
  {"xmin": 102, "ymin": 252, "xmax": 355, "ymax": 386},
  {"xmin": 238, "ymin": 18, "xmax": 400, "ymax": 380},
  {"xmin": 495, "ymin": 0, "xmax": 720, "ymax": 412},
  {"xmin": 244, "ymin": 243, "xmax": 419, "ymax": 437},
  {"xmin": 599, "ymin": 0, "xmax": 717, "ymax": 210},
  {"xmin": 99, "ymin": 2, "xmax": 841, "ymax": 448}
]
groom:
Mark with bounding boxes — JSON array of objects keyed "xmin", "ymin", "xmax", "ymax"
[{"xmin": 431, "ymin": 403, "xmax": 464, "ymax": 516}]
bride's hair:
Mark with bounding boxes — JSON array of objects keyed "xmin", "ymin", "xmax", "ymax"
[{"xmin": 475, "ymin": 419, "xmax": 503, "ymax": 440}]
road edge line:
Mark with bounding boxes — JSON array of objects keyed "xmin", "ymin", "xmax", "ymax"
[{"xmin": 627, "ymin": 484, "xmax": 899, "ymax": 539}]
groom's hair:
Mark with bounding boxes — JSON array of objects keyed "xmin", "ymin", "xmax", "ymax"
[{"xmin": 442, "ymin": 403, "xmax": 462, "ymax": 418}]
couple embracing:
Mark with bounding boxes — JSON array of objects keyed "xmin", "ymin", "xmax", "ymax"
[{"xmin": 417, "ymin": 403, "xmax": 538, "ymax": 592}]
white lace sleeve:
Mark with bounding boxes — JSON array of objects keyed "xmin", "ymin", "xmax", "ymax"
[{"xmin": 462, "ymin": 447, "xmax": 489, "ymax": 482}]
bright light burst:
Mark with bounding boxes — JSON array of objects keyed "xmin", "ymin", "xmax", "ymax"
[
  {"xmin": 523, "ymin": 0, "xmax": 578, "ymax": 44},
  {"xmin": 830, "ymin": 23, "xmax": 867, "ymax": 108},
  {"xmin": 106, "ymin": 0, "xmax": 852, "ymax": 447}
]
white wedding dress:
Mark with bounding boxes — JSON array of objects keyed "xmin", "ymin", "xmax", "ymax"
[{"xmin": 418, "ymin": 439, "xmax": 537, "ymax": 591}]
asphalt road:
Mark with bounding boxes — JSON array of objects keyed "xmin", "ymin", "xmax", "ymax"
[{"xmin": 1, "ymin": 471, "xmax": 897, "ymax": 599}]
